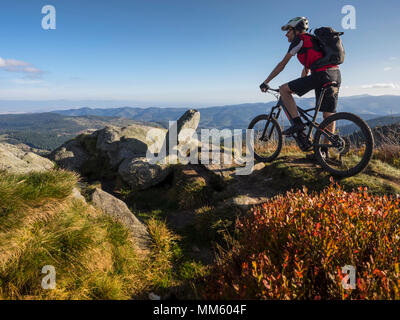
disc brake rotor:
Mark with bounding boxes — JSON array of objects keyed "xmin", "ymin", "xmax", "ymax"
[{"xmin": 338, "ymin": 136, "xmax": 350, "ymax": 155}]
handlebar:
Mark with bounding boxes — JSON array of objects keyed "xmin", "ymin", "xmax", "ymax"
[{"xmin": 260, "ymin": 82, "xmax": 280, "ymax": 94}]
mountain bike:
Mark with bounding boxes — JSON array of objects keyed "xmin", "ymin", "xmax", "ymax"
[{"xmin": 248, "ymin": 82, "xmax": 374, "ymax": 177}]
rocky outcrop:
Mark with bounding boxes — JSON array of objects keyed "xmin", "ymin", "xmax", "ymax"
[
  {"xmin": 90, "ymin": 188, "xmax": 151, "ymax": 252},
  {"xmin": 0, "ymin": 143, "xmax": 54, "ymax": 174},
  {"xmin": 49, "ymin": 109, "xmax": 200, "ymax": 190}
]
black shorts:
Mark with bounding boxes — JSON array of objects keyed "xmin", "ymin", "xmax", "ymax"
[{"xmin": 287, "ymin": 68, "xmax": 341, "ymax": 113}]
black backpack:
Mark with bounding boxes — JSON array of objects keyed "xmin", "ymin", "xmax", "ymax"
[{"xmin": 309, "ymin": 27, "xmax": 345, "ymax": 71}]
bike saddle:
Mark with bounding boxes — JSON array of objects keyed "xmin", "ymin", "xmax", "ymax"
[{"xmin": 322, "ymin": 81, "xmax": 338, "ymax": 88}]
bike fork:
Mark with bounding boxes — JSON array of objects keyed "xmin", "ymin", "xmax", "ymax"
[{"xmin": 260, "ymin": 107, "xmax": 282, "ymax": 141}]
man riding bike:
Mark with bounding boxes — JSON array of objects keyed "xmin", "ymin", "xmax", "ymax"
[{"xmin": 260, "ymin": 17, "xmax": 341, "ymax": 158}]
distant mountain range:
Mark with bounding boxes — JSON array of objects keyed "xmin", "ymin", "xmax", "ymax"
[{"xmin": 52, "ymin": 95, "xmax": 400, "ymax": 129}]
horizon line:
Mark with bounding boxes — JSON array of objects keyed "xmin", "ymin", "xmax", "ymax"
[{"xmin": 0, "ymin": 93, "xmax": 399, "ymax": 115}]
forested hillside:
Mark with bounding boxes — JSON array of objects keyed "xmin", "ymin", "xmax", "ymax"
[{"xmin": 0, "ymin": 113, "xmax": 161, "ymax": 151}]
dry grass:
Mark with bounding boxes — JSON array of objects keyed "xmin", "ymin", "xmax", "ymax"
[
  {"xmin": 373, "ymin": 144, "xmax": 400, "ymax": 168},
  {"xmin": 0, "ymin": 169, "xmax": 184, "ymax": 300},
  {"xmin": 280, "ymin": 142, "xmax": 304, "ymax": 156},
  {"xmin": 148, "ymin": 218, "xmax": 180, "ymax": 256}
]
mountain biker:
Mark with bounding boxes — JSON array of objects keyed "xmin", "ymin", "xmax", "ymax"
[{"xmin": 260, "ymin": 17, "xmax": 341, "ymax": 156}]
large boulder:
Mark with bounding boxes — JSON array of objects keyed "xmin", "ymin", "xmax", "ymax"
[
  {"xmin": 118, "ymin": 157, "xmax": 172, "ymax": 190},
  {"xmin": 0, "ymin": 143, "xmax": 54, "ymax": 174},
  {"xmin": 96, "ymin": 124, "xmax": 167, "ymax": 168},
  {"xmin": 175, "ymin": 109, "xmax": 200, "ymax": 146},
  {"xmin": 165, "ymin": 109, "xmax": 201, "ymax": 156},
  {"xmin": 90, "ymin": 188, "xmax": 151, "ymax": 253},
  {"xmin": 49, "ymin": 139, "xmax": 90, "ymax": 172}
]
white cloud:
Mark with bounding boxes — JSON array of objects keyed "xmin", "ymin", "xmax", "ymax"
[
  {"xmin": 12, "ymin": 78, "xmax": 44, "ymax": 85},
  {"xmin": 389, "ymin": 57, "xmax": 397, "ymax": 61},
  {"xmin": 361, "ymin": 83, "xmax": 396, "ymax": 89},
  {"xmin": 384, "ymin": 67, "xmax": 393, "ymax": 71},
  {"xmin": 0, "ymin": 57, "xmax": 43, "ymax": 76}
]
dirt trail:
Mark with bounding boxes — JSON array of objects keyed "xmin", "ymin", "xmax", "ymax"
[{"xmin": 202, "ymin": 159, "xmax": 274, "ymax": 208}]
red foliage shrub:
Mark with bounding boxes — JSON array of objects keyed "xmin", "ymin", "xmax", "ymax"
[{"xmin": 203, "ymin": 179, "xmax": 400, "ymax": 299}]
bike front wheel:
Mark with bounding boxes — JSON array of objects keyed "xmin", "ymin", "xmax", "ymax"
[
  {"xmin": 313, "ymin": 112, "xmax": 374, "ymax": 177},
  {"xmin": 248, "ymin": 115, "xmax": 282, "ymax": 162}
]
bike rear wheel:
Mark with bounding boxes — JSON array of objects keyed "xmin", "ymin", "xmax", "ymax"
[
  {"xmin": 248, "ymin": 115, "xmax": 282, "ymax": 162},
  {"xmin": 313, "ymin": 112, "xmax": 374, "ymax": 177}
]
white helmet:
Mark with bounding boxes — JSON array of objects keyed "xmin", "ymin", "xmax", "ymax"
[{"xmin": 281, "ymin": 17, "xmax": 309, "ymax": 31}]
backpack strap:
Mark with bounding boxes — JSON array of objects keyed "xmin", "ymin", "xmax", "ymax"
[
  {"xmin": 304, "ymin": 46, "xmax": 309, "ymax": 69},
  {"xmin": 300, "ymin": 33, "xmax": 313, "ymax": 69}
]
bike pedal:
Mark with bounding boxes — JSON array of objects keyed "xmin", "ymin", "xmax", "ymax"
[{"xmin": 303, "ymin": 144, "xmax": 313, "ymax": 152}]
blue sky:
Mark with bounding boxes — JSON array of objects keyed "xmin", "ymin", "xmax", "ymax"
[{"xmin": 0, "ymin": 0, "xmax": 399, "ymax": 111}]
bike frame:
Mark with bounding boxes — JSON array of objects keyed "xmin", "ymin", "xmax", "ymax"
[{"xmin": 262, "ymin": 87, "xmax": 338, "ymax": 148}]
